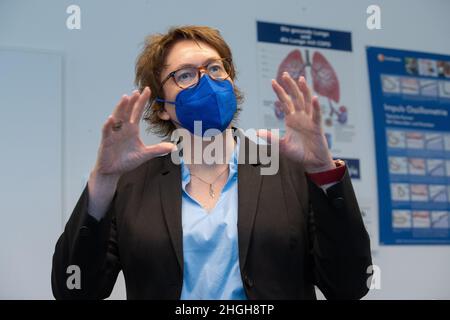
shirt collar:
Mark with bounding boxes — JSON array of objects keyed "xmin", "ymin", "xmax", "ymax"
[{"xmin": 180, "ymin": 135, "xmax": 240, "ymax": 192}]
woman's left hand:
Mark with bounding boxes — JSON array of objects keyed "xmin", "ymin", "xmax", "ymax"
[{"xmin": 257, "ymin": 72, "xmax": 335, "ymax": 173}]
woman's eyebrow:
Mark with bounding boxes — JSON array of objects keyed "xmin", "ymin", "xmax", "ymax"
[{"xmin": 171, "ymin": 57, "xmax": 222, "ymax": 71}]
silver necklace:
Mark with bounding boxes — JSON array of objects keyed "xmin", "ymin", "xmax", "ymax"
[{"xmin": 190, "ymin": 166, "xmax": 229, "ymax": 198}]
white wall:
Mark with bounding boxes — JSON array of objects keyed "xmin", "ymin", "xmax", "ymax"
[
  {"xmin": 0, "ymin": 48, "xmax": 63, "ymax": 299},
  {"xmin": 0, "ymin": 0, "xmax": 449, "ymax": 299}
]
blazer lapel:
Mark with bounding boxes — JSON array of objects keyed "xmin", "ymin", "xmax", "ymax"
[
  {"xmin": 159, "ymin": 152, "xmax": 184, "ymax": 272},
  {"xmin": 235, "ymin": 129, "xmax": 264, "ymax": 270}
]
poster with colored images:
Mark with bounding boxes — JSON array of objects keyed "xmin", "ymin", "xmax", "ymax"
[
  {"xmin": 256, "ymin": 21, "xmax": 378, "ymax": 247},
  {"xmin": 256, "ymin": 22, "xmax": 357, "ymax": 157},
  {"xmin": 367, "ymin": 46, "xmax": 450, "ymax": 245}
]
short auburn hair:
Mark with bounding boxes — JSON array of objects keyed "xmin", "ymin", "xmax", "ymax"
[{"xmin": 135, "ymin": 25, "xmax": 244, "ymax": 137}]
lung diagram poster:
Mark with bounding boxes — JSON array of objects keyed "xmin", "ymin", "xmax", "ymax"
[
  {"xmin": 256, "ymin": 21, "xmax": 359, "ymax": 171},
  {"xmin": 367, "ymin": 46, "xmax": 450, "ymax": 245},
  {"xmin": 256, "ymin": 21, "xmax": 378, "ymax": 246}
]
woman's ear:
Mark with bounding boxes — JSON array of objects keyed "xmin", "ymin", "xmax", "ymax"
[{"xmin": 158, "ymin": 105, "xmax": 171, "ymax": 120}]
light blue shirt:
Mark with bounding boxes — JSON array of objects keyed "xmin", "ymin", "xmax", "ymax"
[{"xmin": 179, "ymin": 137, "xmax": 247, "ymax": 300}]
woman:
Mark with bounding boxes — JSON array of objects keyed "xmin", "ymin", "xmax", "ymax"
[{"xmin": 52, "ymin": 25, "xmax": 372, "ymax": 300}]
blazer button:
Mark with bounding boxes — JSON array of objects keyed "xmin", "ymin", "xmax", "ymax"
[
  {"xmin": 331, "ymin": 197, "xmax": 345, "ymax": 209},
  {"xmin": 244, "ymin": 275, "xmax": 254, "ymax": 288},
  {"xmin": 79, "ymin": 226, "xmax": 90, "ymax": 237}
]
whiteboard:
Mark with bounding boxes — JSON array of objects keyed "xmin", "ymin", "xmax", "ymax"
[{"xmin": 0, "ymin": 48, "xmax": 63, "ymax": 299}]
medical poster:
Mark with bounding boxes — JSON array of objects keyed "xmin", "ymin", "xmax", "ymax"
[
  {"xmin": 256, "ymin": 21, "xmax": 363, "ymax": 174},
  {"xmin": 257, "ymin": 21, "xmax": 352, "ymax": 143},
  {"xmin": 367, "ymin": 46, "xmax": 450, "ymax": 245},
  {"xmin": 256, "ymin": 21, "xmax": 378, "ymax": 236}
]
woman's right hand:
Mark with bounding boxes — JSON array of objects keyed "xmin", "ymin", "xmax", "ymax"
[
  {"xmin": 87, "ymin": 87, "xmax": 175, "ymax": 220},
  {"xmin": 93, "ymin": 87, "xmax": 176, "ymax": 177}
]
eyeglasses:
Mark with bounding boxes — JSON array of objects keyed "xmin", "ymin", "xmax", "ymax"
[{"xmin": 160, "ymin": 58, "xmax": 232, "ymax": 89}]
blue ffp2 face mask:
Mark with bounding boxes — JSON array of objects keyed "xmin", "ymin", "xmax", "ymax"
[{"xmin": 156, "ymin": 75, "xmax": 237, "ymax": 136}]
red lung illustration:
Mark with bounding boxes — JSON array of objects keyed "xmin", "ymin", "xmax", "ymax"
[
  {"xmin": 311, "ymin": 51, "xmax": 340, "ymax": 103},
  {"xmin": 276, "ymin": 49, "xmax": 306, "ymax": 84}
]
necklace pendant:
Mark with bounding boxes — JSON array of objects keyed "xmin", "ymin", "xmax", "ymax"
[{"xmin": 209, "ymin": 184, "xmax": 215, "ymax": 198}]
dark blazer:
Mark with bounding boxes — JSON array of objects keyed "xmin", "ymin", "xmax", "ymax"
[{"xmin": 52, "ymin": 129, "xmax": 372, "ymax": 300}]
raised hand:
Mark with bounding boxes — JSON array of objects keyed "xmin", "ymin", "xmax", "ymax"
[
  {"xmin": 87, "ymin": 87, "xmax": 176, "ymax": 220},
  {"xmin": 258, "ymin": 72, "xmax": 335, "ymax": 173},
  {"xmin": 94, "ymin": 87, "xmax": 176, "ymax": 176}
]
